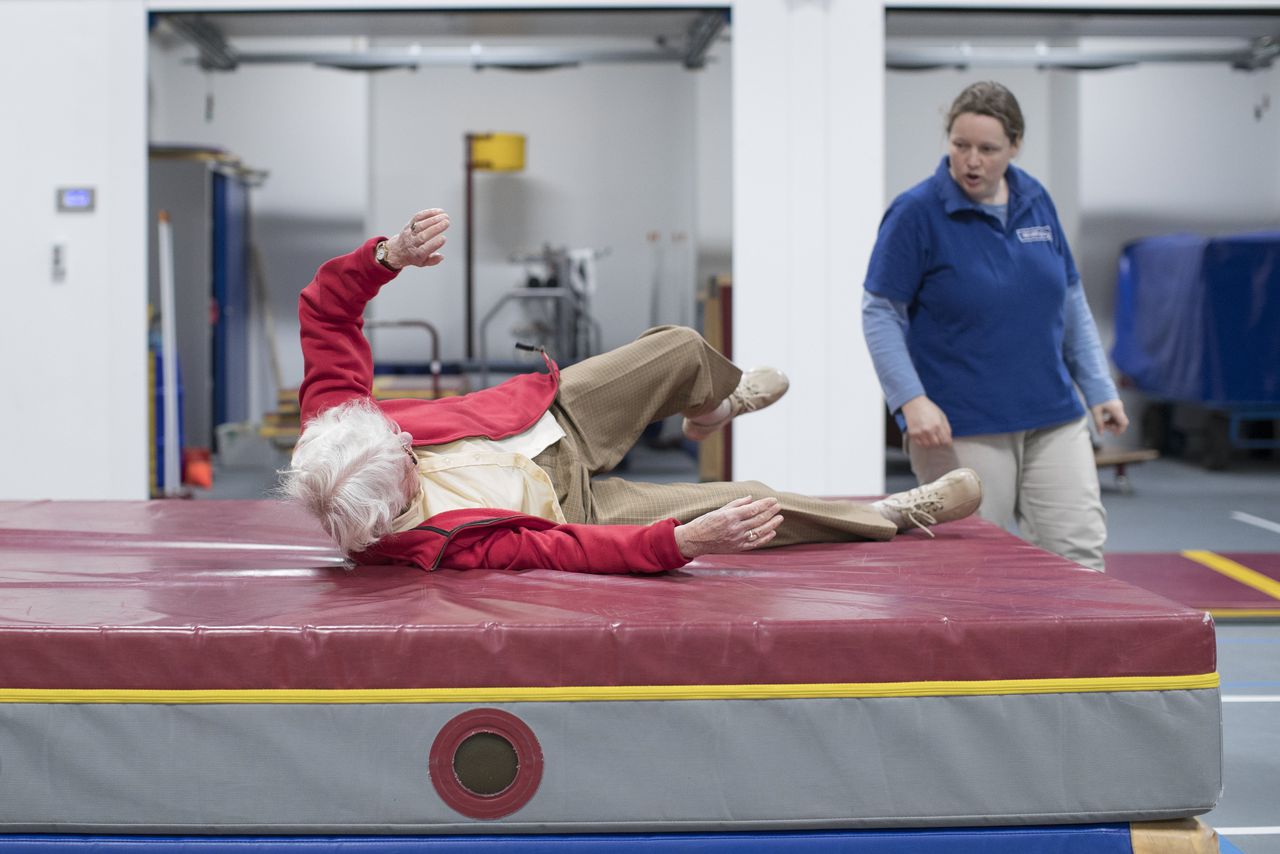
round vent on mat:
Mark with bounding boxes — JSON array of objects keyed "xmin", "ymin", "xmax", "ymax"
[{"xmin": 429, "ymin": 708, "xmax": 543, "ymax": 819}]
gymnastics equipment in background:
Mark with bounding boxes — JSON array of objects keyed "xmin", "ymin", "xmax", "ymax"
[
  {"xmin": 1114, "ymin": 231, "xmax": 1280, "ymax": 469},
  {"xmin": 465, "ymin": 132, "xmax": 526, "ymax": 361}
]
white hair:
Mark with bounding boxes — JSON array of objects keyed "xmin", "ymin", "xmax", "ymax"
[{"xmin": 279, "ymin": 400, "xmax": 418, "ymax": 554}]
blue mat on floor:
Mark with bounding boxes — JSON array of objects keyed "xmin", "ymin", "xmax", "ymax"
[
  {"xmin": 1218, "ymin": 837, "xmax": 1247, "ymax": 854},
  {"xmin": 0, "ymin": 825, "xmax": 1135, "ymax": 853}
]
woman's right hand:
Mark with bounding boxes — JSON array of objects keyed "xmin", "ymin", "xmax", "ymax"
[
  {"xmin": 384, "ymin": 209, "xmax": 450, "ymax": 269},
  {"xmin": 901, "ymin": 395, "xmax": 953, "ymax": 448}
]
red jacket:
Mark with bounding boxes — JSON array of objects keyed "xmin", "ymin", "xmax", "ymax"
[{"xmin": 298, "ymin": 237, "xmax": 688, "ymax": 574}]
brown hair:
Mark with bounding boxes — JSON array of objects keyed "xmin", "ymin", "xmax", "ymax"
[{"xmin": 946, "ymin": 81, "xmax": 1025, "ymax": 146}]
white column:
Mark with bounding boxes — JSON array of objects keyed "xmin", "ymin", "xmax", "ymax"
[
  {"xmin": 732, "ymin": 0, "xmax": 887, "ymax": 495},
  {"xmin": 0, "ymin": 0, "xmax": 148, "ymax": 499}
]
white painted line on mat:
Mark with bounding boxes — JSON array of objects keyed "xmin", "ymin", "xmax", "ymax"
[
  {"xmin": 1221, "ymin": 695, "xmax": 1280, "ymax": 703},
  {"xmin": 1215, "ymin": 827, "xmax": 1280, "ymax": 835},
  {"xmin": 1231, "ymin": 511, "xmax": 1280, "ymax": 535},
  {"xmin": 150, "ymin": 540, "xmax": 338, "ymax": 552}
]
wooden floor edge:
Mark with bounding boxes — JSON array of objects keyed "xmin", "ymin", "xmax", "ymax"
[{"xmin": 1130, "ymin": 817, "xmax": 1219, "ymax": 854}]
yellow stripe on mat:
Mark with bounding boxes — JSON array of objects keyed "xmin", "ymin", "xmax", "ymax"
[
  {"xmin": 1184, "ymin": 550, "xmax": 1280, "ymax": 602},
  {"xmin": 0, "ymin": 673, "xmax": 1219, "ymax": 705}
]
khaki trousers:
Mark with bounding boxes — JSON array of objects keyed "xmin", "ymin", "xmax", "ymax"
[
  {"xmin": 533, "ymin": 327, "xmax": 897, "ymax": 546},
  {"xmin": 908, "ymin": 416, "xmax": 1106, "ymax": 570}
]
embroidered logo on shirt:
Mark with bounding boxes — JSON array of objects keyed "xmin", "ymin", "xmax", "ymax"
[{"xmin": 1016, "ymin": 225, "xmax": 1053, "ymax": 243}]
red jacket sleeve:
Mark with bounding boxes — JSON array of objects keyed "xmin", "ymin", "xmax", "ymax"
[
  {"xmin": 442, "ymin": 519, "xmax": 689, "ymax": 573},
  {"xmin": 297, "ymin": 237, "xmax": 396, "ymax": 422},
  {"xmin": 367, "ymin": 518, "xmax": 690, "ymax": 574}
]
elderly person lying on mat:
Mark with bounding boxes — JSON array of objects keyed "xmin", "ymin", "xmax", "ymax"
[{"xmin": 280, "ymin": 209, "xmax": 982, "ymax": 574}]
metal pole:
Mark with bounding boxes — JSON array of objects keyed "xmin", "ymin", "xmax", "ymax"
[
  {"xmin": 157, "ymin": 210, "xmax": 182, "ymax": 496},
  {"xmin": 464, "ymin": 133, "xmax": 475, "ymax": 361}
]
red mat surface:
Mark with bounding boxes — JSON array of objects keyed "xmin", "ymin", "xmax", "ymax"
[
  {"xmin": 1107, "ymin": 552, "xmax": 1280, "ymax": 615},
  {"xmin": 0, "ymin": 500, "xmax": 1216, "ymax": 690}
]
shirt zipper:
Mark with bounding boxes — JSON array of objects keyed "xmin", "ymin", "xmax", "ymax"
[{"xmin": 416, "ymin": 515, "xmax": 523, "ymax": 570}]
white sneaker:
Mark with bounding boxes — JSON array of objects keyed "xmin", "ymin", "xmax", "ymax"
[
  {"xmin": 874, "ymin": 468, "xmax": 982, "ymax": 537},
  {"xmin": 683, "ymin": 367, "xmax": 790, "ymax": 441}
]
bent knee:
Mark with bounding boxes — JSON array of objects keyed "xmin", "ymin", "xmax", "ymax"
[{"xmin": 640, "ymin": 325, "xmax": 704, "ymax": 349}]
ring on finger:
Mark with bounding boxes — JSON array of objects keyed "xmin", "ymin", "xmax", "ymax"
[{"xmin": 747, "ymin": 529, "xmax": 758, "ymax": 541}]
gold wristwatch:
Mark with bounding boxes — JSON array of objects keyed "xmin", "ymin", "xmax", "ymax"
[{"xmin": 374, "ymin": 240, "xmax": 401, "ymax": 271}]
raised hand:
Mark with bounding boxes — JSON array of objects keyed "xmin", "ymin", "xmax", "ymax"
[{"xmin": 383, "ymin": 209, "xmax": 450, "ymax": 269}]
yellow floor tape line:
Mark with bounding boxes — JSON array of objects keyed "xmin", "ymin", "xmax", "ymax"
[
  {"xmin": 1209, "ymin": 608, "xmax": 1280, "ymax": 619},
  {"xmin": 1184, "ymin": 550, "xmax": 1280, "ymax": 602}
]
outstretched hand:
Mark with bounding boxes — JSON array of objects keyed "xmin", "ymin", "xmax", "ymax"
[
  {"xmin": 383, "ymin": 209, "xmax": 450, "ymax": 270},
  {"xmin": 674, "ymin": 496, "xmax": 783, "ymax": 559}
]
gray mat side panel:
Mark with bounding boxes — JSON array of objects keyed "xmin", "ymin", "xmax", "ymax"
[{"xmin": 0, "ymin": 690, "xmax": 1221, "ymax": 832}]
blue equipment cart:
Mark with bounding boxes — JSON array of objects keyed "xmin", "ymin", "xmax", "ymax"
[{"xmin": 1113, "ymin": 231, "xmax": 1280, "ymax": 468}]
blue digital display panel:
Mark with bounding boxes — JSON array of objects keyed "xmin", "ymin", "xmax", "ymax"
[{"xmin": 57, "ymin": 187, "xmax": 95, "ymax": 212}]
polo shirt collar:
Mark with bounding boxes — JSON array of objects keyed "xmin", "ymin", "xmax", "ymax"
[{"xmin": 931, "ymin": 155, "xmax": 1037, "ymax": 219}]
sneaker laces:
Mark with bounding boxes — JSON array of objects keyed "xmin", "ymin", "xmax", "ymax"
[
  {"xmin": 731, "ymin": 377, "xmax": 770, "ymax": 415},
  {"xmin": 879, "ymin": 487, "xmax": 949, "ymax": 538}
]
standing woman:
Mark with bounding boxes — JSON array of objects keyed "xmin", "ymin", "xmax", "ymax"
[{"xmin": 862, "ymin": 81, "xmax": 1127, "ymax": 571}]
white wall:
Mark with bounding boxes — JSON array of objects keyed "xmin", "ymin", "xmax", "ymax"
[
  {"xmin": 1079, "ymin": 57, "xmax": 1280, "ymax": 219},
  {"xmin": 148, "ymin": 36, "xmax": 369, "ymax": 419},
  {"xmin": 694, "ymin": 40, "xmax": 733, "ymax": 292},
  {"xmin": 732, "ymin": 1, "xmax": 887, "ymax": 494},
  {"xmin": 367, "ymin": 59, "xmax": 699, "ymax": 363},
  {"xmin": 0, "ymin": 0, "xmax": 148, "ymax": 500}
]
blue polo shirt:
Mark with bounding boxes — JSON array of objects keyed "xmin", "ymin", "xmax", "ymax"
[{"xmin": 864, "ymin": 156, "xmax": 1085, "ymax": 437}]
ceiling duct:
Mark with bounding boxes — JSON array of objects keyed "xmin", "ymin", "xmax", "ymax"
[
  {"xmin": 160, "ymin": 10, "xmax": 723, "ymax": 74},
  {"xmin": 226, "ymin": 45, "xmax": 685, "ymax": 73},
  {"xmin": 166, "ymin": 15, "xmax": 238, "ymax": 71},
  {"xmin": 681, "ymin": 10, "xmax": 729, "ymax": 69},
  {"xmin": 887, "ymin": 36, "xmax": 1280, "ymax": 72}
]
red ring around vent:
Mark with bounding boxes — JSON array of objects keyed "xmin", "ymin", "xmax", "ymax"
[{"xmin": 429, "ymin": 708, "xmax": 543, "ymax": 819}]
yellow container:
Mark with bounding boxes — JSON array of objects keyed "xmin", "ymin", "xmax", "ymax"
[{"xmin": 469, "ymin": 132, "xmax": 526, "ymax": 172}]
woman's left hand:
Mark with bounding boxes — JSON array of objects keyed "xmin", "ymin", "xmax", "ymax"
[
  {"xmin": 673, "ymin": 496, "xmax": 783, "ymax": 558},
  {"xmin": 1091, "ymin": 399, "xmax": 1129, "ymax": 435}
]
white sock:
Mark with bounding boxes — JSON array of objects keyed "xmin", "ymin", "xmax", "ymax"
[{"xmin": 688, "ymin": 399, "xmax": 731, "ymax": 426}]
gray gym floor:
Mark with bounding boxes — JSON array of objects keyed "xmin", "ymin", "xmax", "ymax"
[{"xmin": 200, "ymin": 440, "xmax": 1278, "ymax": 852}]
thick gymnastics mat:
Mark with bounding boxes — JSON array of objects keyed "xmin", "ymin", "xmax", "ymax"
[{"xmin": 0, "ymin": 500, "xmax": 1220, "ymax": 834}]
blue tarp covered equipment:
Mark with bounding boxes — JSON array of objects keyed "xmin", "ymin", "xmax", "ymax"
[{"xmin": 1113, "ymin": 231, "xmax": 1280, "ymax": 404}]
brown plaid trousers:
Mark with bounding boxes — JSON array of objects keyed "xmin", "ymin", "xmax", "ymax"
[{"xmin": 532, "ymin": 327, "xmax": 896, "ymax": 545}]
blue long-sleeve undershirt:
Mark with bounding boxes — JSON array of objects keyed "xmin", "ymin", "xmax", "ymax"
[{"xmin": 861, "ymin": 285, "xmax": 1118, "ymax": 418}]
